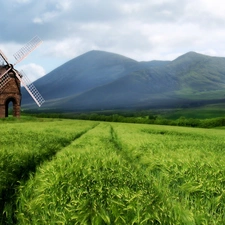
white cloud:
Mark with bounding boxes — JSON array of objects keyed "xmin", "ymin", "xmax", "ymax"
[
  {"xmin": 32, "ymin": 0, "xmax": 73, "ymax": 25},
  {"xmin": 119, "ymin": 3, "xmax": 142, "ymax": 14},
  {"xmin": 0, "ymin": 43, "xmax": 24, "ymax": 63},
  {"xmin": 15, "ymin": 0, "xmax": 32, "ymax": 4},
  {"xmin": 33, "ymin": 11, "xmax": 59, "ymax": 24},
  {"xmin": 198, "ymin": 0, "xmax": 225, "ymax": 17},
  {"xmin": 33, "ymin": 17, "xmax": 43, "ymax": 24},
  {"xmin": 44, "ymin": 38, "xmax": 84, "ymax": 58},
  {"xmin": 56, "ymin": 0, "xmax": 72, "ymax": 10},
  {"xmin": 17, "ymin": 63, "xmax": 46, "ymax": 83},
  {"xmin": 2, "ymin": 0, "xmax": 225, "ymax": 73}
]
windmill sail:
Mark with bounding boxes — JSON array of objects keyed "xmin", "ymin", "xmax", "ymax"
[
  {"xmin": 0, "ymin": 50, "xmax": 9, "ymax": 65},
  {"xmin": 0, "ymin": 57, "xmax": 4, "ymax": 66},
  {"xmin": 13, "ymin": 36, "xmax": 43, "ymax": 65},
  {"xmin": 13, "ymin": 70, "xmax": 45, "ymax": 107},
  {"xmin": 0, "ymin": 69, "xmax": 11, "ymax": 92},
  {"xmin": 19, "ymin": 70, "xmax": 45, "ymax": 107}
]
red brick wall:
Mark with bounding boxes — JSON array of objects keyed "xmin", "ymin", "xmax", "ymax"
[{"xmin": 0, "ymin": 70, "xmax": 21, "ymax": 118}]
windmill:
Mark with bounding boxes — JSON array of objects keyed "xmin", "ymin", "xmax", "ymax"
[{"xmin": 0, "ymin": 36, "xmax": 45, "ymax": 118}]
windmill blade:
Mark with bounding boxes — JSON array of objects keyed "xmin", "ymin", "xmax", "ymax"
[
  {"xmin": 13, "ymin": 69, "xmax": 45, "ymax": 107},
  {"xmin": 0, "ymin": 57, "xmax": 4, "ymax": 66},
  {"xmin": 0, "ymin": 50, "xmax": 10, "ymax": 65},
  {"xmin": 0, "ymin": 67, "xmax": 11, "ymax": 79},
  {"xmin": 0, "ymin": 68, "xmax": 11, "ymax": 91},
  {"xmin": 0, "ymin": 52, "xmax": 11, "ymax": 91},
  {"xmin": 13, "ymin": 36, "xmax": 43, "ymax": 65}
]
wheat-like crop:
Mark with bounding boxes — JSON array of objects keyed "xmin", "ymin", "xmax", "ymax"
[{"xmin": 1, "ymin": 119, "xmax": 225, "ymax": 224}]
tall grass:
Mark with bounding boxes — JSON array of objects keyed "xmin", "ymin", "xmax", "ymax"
[
  {"xmin": 1, "ymin": 119, "xmax": 225, "ymax": 224},
  {"xmin": 16, "ymin": 124, "xmax": 165, "ymax": 224},
  {"xmin": 113, "ymin": 123, "xmax": 225, "ymax": 224},
  {"xmin": 0, "ymin": 119, "xmax": 97, "ymax": 224}
]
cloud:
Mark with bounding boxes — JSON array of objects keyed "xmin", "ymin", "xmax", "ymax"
[
  {"xmin": 1, "ymin": 0, "xmax": 225, "ymax": 74},
  {"xmin": 15, "ymin": 0, "xmax": 32, "ymax": 3},
  {"xmin": 33, "ymin": 0, "xmax": 72, "ymax": 24},
  {"xmin": 17, "ymin": 63, "xmax": 46, "ymax": 82},
  {"xmin": 0, "ymin": 43, "xmax": 24, "ymax": 63}
]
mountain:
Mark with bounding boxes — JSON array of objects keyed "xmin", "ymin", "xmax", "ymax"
[
  {"xmin": 21, "ymin": 50, "xmax": 225, "ymax": 112},
  {"xmin": 25, "ymin": 50, "xmax": 140, "ymax": 100}
]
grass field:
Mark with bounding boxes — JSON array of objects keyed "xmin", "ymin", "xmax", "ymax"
[
  {"xmin": 0, "ymin": 118, "xmax": 225, "ymax": 224},
  {"xmin": 163, "ymin": 103, "xmax": 225, "ymax": 119}
]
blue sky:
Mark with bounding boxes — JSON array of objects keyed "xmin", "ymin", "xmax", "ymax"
[{"xmin": 1, "ymin": 0, "xmax": 225, "ymax": 82}]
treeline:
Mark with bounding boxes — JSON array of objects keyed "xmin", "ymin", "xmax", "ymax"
[{"xmin": 26, "ymin": 112, "xmax": 225, "ymax": 128}]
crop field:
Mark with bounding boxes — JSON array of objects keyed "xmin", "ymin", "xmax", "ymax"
[{"xmin": 0, "ymin": 118, "xmax": 225, "ymax": 224}]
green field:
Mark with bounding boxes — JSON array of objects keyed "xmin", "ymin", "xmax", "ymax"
[
  {"xmin": 0, "ymin": 118, "xmax": 225, "ymax": 224},
  {"xmin": 162, "ymin": 103, "xmax": 225, "ymax": 120}
]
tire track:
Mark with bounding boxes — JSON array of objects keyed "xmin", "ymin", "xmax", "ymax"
[{"xmin": 109, "ymin": 124, "xmax": 141, "ymax": 168}]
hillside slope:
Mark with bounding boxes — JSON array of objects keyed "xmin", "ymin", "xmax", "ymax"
[
  {"xmin": 22, "ymin": 50, "xmax": 140, "ymax": 101},
  {"xmin": 22, "ymin": 51, "xmax": 225, "ymax": 111}
]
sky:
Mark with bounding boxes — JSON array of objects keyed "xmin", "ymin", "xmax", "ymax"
[{"xmin": 1, "ymin": 0, "xmax": 225, "ymax": 82}]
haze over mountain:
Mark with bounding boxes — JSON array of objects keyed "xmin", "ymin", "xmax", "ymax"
[{"xmin": 22, "ymin": 50, "xmax": 225, "ymax": 112}]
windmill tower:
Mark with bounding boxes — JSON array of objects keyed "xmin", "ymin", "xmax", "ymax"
[{"xmin": 0, "ymin": 36, "xmax": 45, "ymax": 118}]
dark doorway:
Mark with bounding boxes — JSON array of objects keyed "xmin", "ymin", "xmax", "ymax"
[{"xmin": 5, "ymin": 98, "xmax": 17, "ymax": 117}]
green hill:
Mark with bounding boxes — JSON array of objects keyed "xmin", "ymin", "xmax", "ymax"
[{"xmin": 22, "ymin": 51, "xmax": 225, "ymax": 111}]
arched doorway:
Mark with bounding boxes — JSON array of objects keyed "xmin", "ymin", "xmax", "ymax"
[{"xmin": 5, "ymin": 97, "xmax": 18, "ymax": 117}]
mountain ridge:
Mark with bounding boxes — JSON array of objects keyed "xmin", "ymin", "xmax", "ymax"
[{"xmin": 22, "ymin": 50, "xmax": 225, "ymax": 111}]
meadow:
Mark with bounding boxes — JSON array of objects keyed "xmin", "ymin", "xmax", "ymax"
[{"xmin": 0, "ymin": 117, "xmax": 225, "ymax": 224}]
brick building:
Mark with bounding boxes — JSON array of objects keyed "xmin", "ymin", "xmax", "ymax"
[{"xmin": 0, "ymin": 66, "xmax": 21, "ymax": 118}]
